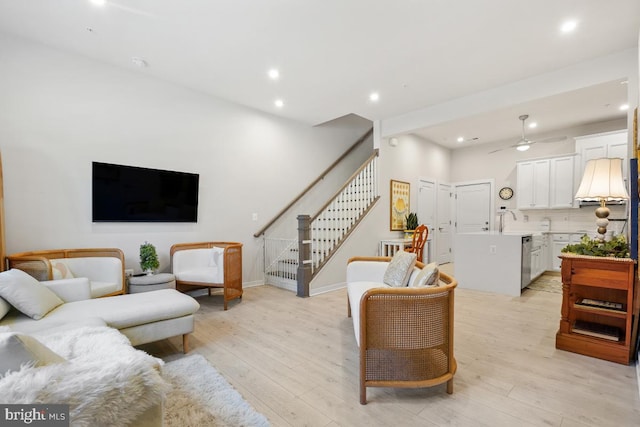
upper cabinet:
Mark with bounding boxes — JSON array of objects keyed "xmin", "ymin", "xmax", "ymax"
[
  {"xmin": 516, "ymin": 129, "xmax": 628, "ymax": 211},
  {"xmin": 516, "ymin": 155, "xmax": 577, "ymax": 210},
  {"xmin": 517, "ymin": 159, "xmax": 550, "ymax": 209},
  {"xmin": 575, "ymin": 130, "xmax": 628, "ymax": 180}
]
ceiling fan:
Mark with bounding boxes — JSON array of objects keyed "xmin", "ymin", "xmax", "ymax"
[{"xmin": 488, "ymin": 114, "xmax": 567, "ymax": 154}]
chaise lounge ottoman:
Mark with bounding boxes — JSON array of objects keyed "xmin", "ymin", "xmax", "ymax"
[{"xmin": 0, "ymin": 269, "xmax": 200, "ymax": 352}]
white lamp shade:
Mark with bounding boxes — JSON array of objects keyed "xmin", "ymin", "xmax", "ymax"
[{"xmin": 574, "ymin": 158, "xmax": 629, "ymax": 201}]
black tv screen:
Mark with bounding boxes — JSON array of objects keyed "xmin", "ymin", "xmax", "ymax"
[{"xmin": 92, "ymin": 162, "xmax": 199, "ymax": 222}]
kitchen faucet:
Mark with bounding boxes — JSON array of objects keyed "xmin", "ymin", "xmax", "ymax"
[{"xmin": 497, "ymin": 209, "xmax": 517, "ymax": 233}]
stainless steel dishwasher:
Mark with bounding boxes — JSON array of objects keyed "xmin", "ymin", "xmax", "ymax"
[{"xmin": 521, "ymin": 235, "xmax": 532, "ymax": 289}]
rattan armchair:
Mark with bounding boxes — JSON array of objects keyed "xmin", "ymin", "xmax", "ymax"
[
  {"xmin": 6, "ymin": 248, "xmax": 125, "ymax": 297},
  {"xmin": 347, "ymin": 256, "xmax": 457, "ymax": 404},
  {"xmin": 170, "ymin": 242, "xmax": 242, "ymax": 310}
]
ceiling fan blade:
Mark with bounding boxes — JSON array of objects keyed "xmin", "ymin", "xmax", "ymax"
[
  {"xmin": 534, "ymin": 135, "xmax": 568, "ymax": 144},
  {"xmin": 489, "ymin": 142, "xmax": 523, "ymax": 154},
  {"xmin": 487, "ymin": 147, "xmax": 506, "ymax": 154}
]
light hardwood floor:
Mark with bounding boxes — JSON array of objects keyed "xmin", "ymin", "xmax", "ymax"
[{"xmin": 140, "ymin": 271, "xmax": 640, "ymax": 426}]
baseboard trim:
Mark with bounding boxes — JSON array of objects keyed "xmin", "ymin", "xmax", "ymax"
[{"xmin": 310, "ymin": 282, "xmax": 346, "ymax": 296}]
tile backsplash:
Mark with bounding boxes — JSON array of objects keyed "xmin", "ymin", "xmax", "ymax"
[{"xmin": 502, "ymin": 205, "xmax": 628, "ymax": 235}]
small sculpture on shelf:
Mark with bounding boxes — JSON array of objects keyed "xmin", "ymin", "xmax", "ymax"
[{"xmin": 139, "ymin": 241, "xmax": 160, "ymax": 275}]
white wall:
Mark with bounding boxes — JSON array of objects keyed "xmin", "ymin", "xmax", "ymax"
[{"xmin": 0, "ymin": 34, "xmax": 370, "ymax": 283}]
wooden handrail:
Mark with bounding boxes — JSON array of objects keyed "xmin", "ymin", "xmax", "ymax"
[
  {"xmin": 253, "ymin": 127, "xmax": 373, "ymax": 237},
  {"xmin": 310, "ymin": 149, "xmax": 379, "ymax": 222}
]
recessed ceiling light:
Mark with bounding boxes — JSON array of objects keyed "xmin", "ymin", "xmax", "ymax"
[
  {"xmin": 457, "ymin": 137, "xmax": 464, "ymax": 143},
  {"xmin": 369, "ymin": 92, "xmax": 379, "ymax": 102},
  {"xmin": 90, "ymin": 0, "xmax": 106, "ymax": 6},
  {"xmin": 268, "ymin": 69, "xmax": 279, "ymax": 80},
  {"xmin": 620, "ymin": 104, "xmax": 629, "ymax": 111},
  {"xmin": 528, "ymin": 122, "xmax": 537, "ymax": 129},
  {"xmin": 274, "ymin": 99, "xmax": 284, "ymax": 108},
  {"xmin": 560, "ymin": 20, "xmax": 577, "ymax": 33}
]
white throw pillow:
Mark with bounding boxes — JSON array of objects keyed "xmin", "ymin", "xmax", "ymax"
[
  {"xmin": 383, "ymin": 251, "xmax": 417, "ymax": 287},
  {"xmin": 412, "ymin": 262, "xmax": 440, "ymax": 287},
  {"xmin": 0, "ymin": 269, "xmax": 64, "ymax": 320},
  {"xmin": 209, "ymin": 247, "xmax": 225, "ymax": 267},
  {"xmin": 0, "ymin": 296, "xmax": 10, "ymax": 321},
  {"xmin": 50, "ymin": 259, "xmax": 75, "ymax": 280},
  {"xmin": 0, "ymin": 332, "xmax": 66, "ymax": 376}
]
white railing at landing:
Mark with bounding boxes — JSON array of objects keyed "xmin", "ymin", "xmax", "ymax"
[{"xmin": 264, "ymin": 237, "xmax": 297, "ymax": 289}]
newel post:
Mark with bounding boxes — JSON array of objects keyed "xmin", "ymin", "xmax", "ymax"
[{"xmin": 297, "ymin": 214, "xmax": 311, "ymax": 297}]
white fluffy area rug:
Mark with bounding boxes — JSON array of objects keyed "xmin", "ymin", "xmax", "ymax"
[{"xmin": 163, "ymin": 354, "xmax": 269, "ymax": 427}]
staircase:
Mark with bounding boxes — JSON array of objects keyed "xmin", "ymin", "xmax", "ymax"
[{"xmin": 264, "ymin": 149, "xmax": 379, "ymax": 293}]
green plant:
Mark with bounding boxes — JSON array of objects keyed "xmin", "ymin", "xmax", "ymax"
[
  {"xmin": 405, "ymin": 212, "xmax": 418, "ymax": 230},
  {"xmin": 561, "ymin": 234, "xmax": 630, "ymax": 258},
  {"xmin": 139, "ymin": 241, "xmax": 160, "ymax": 272}
]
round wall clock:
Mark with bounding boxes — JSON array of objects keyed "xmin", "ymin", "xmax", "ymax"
[{"xmin": 499, "ymin": 187, "xmax": 514, "ymax": 200}]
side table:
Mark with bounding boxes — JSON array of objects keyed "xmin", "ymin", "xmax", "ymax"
[{"xmin": 128, "ymin": 273, "xmax": 176, "ymax": 294}]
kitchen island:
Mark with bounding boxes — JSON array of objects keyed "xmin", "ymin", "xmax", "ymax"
[{"xmin": 453, "ymin": 231, "xmax": 533, "ymax": 297}]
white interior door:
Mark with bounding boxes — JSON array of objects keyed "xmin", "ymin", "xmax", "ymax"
[
  {"xmin": 455, "ymin": 182, "xmax": 492, "ymax": 233},
  {"xmin": 418, "ymin": 179, "xmax": 436, "ymax": 263},
  {"xmin": 437, "ymin": 183, "xmax": 452, "ymax": 263},
  {"xmin": 418, "ymin": 179, "xmax": 436, "ymax": 230}
]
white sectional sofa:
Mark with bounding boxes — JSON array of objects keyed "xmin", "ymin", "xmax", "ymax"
[
  {"xmin": 0, "ymin": 269, "xmax": 200, "ymax": 352},
  {"xmin": 0, "ymin": 268, "xmax": 201, "ymax": 426}
]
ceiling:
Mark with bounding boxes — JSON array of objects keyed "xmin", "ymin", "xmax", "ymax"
[
  {"xmin": 415, "ymin": 79, "xmax": 630, "ymax": 149},
  {"xmin": 0, "ymin": 0, "xmax": 638, "ymax": 143}
]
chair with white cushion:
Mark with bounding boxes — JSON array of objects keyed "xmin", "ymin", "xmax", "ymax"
[
  {"xmin": 6, "ymin": 248, "xmax": 125, "ymax": 298},
  {"xmin": 170, "ymin": 242, "xmax": 242, "ymax": 310}
]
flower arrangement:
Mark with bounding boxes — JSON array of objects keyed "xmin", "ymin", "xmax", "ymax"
[
  {"xmin": 139, "ymin": 241, "xmax": 160, "ymax": 274},
  {"xmin": 561, "ymin": 234, "xmax": 630, "ymax": 258}
]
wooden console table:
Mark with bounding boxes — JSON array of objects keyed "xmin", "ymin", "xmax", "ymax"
[{"xmin": 555, "ymin": 254, "xmax": 636, "ymax": 365}]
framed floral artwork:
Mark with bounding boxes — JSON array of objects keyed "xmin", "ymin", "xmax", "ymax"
[{"xmin": 390, "ymin": 180, "xmax": 410, "ymax": 231}]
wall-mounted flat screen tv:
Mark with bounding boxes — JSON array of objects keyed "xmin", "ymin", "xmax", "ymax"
[{"xmin": 92, "ymin": 162, "xmax": 199, "ymax": 222}]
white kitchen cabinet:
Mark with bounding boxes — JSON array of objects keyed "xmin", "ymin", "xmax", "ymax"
[
  {"xmin": 575, "ymin": 130, "xmax": 628, "ymax": 180},
  {"xmin": 516, "ymin": 160, "xmax": 550, "ymax": 209},
  {"xmin": 541, "ymin": 234, "xmax": 549, "ymax": 272},
  {"xmin": 517, "ymin": 155, "xmax": 576, "ymax": 210},
  {"xmin": 549, "ymin": 233, "xmax": 583, "ymax": 271},
  {"xmin": 530, "ymin": 234, "xmax": 546, "ymax": 280},
  {"xmin": 531, "ymin": 248, "xmax": 542, "ymax": 280},
  {"xmin": 549, "ymin": 156, "xmax": 576, "ymax": 208}
]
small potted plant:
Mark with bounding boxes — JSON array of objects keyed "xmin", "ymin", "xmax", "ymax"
[
  {"xmin": 139, "ymin": 241, "xmax": 160, "ymax": 275},
  {"xmin": 404, "ymin": 212, "xmax": 419, "ymax": 239}
]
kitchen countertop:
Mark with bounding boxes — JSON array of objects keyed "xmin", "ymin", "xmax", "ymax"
[{"xmin": 458, "ymin": 231, "xmax": 533, "ymax": 236}]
